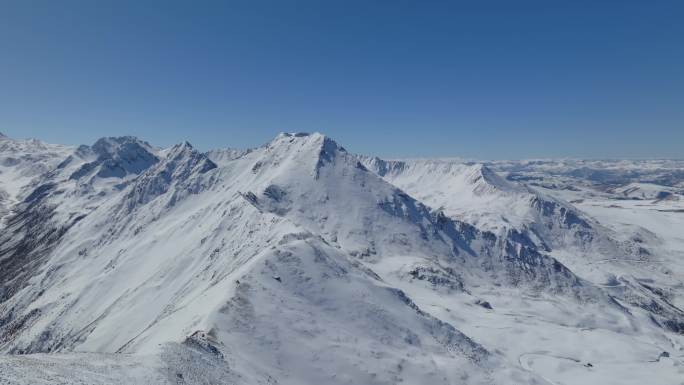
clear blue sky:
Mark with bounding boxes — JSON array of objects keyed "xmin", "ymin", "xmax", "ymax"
[{"xmin": 1, "ymin": 0, "xmax": 682, "ymax": 159}]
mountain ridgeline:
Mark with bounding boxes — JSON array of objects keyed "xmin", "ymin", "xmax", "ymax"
[{"xmin": 0, "ymin": 132, "xmax": 682, "ymax": 384}]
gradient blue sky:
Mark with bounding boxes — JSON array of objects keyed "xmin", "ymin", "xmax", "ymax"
[{"xmin": 1, "ymin": 0, "xmax": 682, "ymax": 159}]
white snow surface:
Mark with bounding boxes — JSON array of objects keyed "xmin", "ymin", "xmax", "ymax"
[
  {"xmin": 0, "ymin": 132, "xmax": 683, "ymax": 384},
  {"xmin": 0, "ymin": 134, "xmax": 74, "ymax": 223},
  {"xmin": 609, "ymin": 182, "xmax": 682, "ymax": 201},
  {"xmin": 360, "ymin": 157, "xmax": 642, "ymax": 265},
  {"xmin": 361, "ymin": 158, "xmax": 533, "ymax": 230}
]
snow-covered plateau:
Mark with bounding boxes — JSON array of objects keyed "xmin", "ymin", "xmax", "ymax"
[{"xmin": 0, "ymin": 132, "xmax": 682, "ymax": 384}]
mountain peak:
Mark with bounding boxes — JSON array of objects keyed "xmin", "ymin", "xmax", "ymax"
[
  {"xmin": 263, "ymin": 132, "xmax": 344, "ymax": 167},
  {"xmin": 152, "ymin": 140, "xmax": 217, "ymax": 179},
  {"xmin": 2, "ymin": 131, "xmax": 679, "ymax": 384},
  {"xmin": 276, "ymin": 132, "xmax": 315, "ymax": 139},
  {"xmin": 120, "ymin": 140, "xmax": 217, "ymax": 211},
  {"xmin": 69, "ymin": 136, "xmax": 159, "ymax": 180},
  {"xmin": 91, "ymin": 136, "xmax": 155, "ymax": 158},
  {"xmin": 269, "ymin": 132, "xmax": 332, "ymax": 148},
  {"xmin": 167, "ymin": 140, "xmax": 196, "ymax": 155},
  {"xmin": 165, "ymin": 140, "xmax": 214, "ymax": 167}
]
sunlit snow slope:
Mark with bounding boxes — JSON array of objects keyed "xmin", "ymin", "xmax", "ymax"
[{"xmin": 0, "ymin": 132, "xmax": 682, "ymax": 385}]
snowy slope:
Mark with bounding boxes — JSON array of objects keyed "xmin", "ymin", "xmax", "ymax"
[
  {"xmin": 1, "ymin": 133, "xmax": 683, "ymax": 384},
  {"xmin": 361, "ymin": 157, "xmax": 684, "ymax": 329},
  {"xmin": 205, "ymin": 147, "xmax": 251, "ymax": 166},
  {"xmin": 0, "ymin": 133, "xmax": 558, "ymax": 384},
  {"xmin": 361, "ymin": 158, "xmax": 530, "ymax": 230},
  {"xmin": 0, "ymin": 133, "xmax": 73, "ymax": 223},
  {"xmin": 609, "ymin": 182, "xmax": 682, "ymax": 201},
  {"xmin": 361, "ymin": 158, "xmax": 638, "ymax": 260}
]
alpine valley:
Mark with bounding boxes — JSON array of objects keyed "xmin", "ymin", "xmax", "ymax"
[{"xmin": 0, "ymin": 131, "xmax": 683, "ymax": 385}]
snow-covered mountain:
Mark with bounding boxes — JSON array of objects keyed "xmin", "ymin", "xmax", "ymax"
[
  {"xmin": 0, "ymin": 134, "xmax": 74, "ymax": 223},
  {"xmin": 608, "ymin": 182, "xmax": 682, "ymax": 201},
  {"xmin": 205, "ymin": 147, "xmax": 252, "ymax": 166},
  {"xmin": 1, "ymin": 133, "xmax": 683, "ymax": 384},
  {"xmin": 361, "ymin": 156, "xmax": 684, "ymax": 327},
  {"xmin": 361, "ymin": 158, "xmax": 639, "ymax": 258},
  {"xmin": 489, "ymin": 158, "xmax": 684, "ymax": 188}
]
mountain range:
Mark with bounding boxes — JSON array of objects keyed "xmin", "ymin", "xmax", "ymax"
[{"xmin": 1, "ymin": 132, "xmax": 683, "ymax": 384}]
